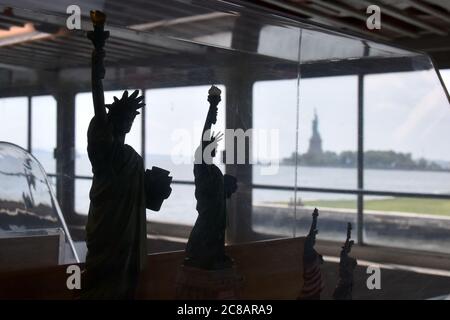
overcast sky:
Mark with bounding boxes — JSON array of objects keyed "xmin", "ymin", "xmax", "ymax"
[{"xmin": 1, "ymin": 70, "xmax": 449, "ymax": 163}]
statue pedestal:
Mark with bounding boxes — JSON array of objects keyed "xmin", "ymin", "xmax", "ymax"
[{"xmin": 175, "ymin": 265, "xmax": 243, "ymax": 299}]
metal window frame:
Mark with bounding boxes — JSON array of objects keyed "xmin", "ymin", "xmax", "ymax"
[
  {"xmin": 65, "ymin": 174, "xmax": 450, "ymax": 201},
  {"xmin": 55, "ymin": 78, "xmax": 450, "ymax": 245}
]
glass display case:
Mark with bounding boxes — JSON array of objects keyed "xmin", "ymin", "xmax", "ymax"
[
  {"xmin": 0, "ymin": 0, "xmax": 448, "ymax": 258},
  {"xmin": 0, "ymin": 142, "xmax": 79, "ymax": 269}
]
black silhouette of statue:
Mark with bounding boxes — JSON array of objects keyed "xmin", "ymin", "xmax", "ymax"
[
  {"xmin": 333, "ymin": 223, "xmax": 357, "ymax": 300},
  {"xmin": 82, "ymin": 11, "xmax": 172, "ymax": 299},
  {"xmin": 184, "ymin": 86, "xmax": 238, "ymax": 270},
  {"xmin": 298, "ymin": 208, "xmax": 324, "ymax": 299}
]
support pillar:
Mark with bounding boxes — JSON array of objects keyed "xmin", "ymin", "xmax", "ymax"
[
  {"xmin": 55, "ymin": 87, "xmax": 76, "ymax": 226},
  {"xmin": 357, "ymin": 73, "xmax": 364, "ymax": 245},
  {"xmin": 225, "ymin": 16, "xmax": 262, "ymax": 243}
]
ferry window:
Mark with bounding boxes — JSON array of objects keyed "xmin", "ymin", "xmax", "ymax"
[
  {"xmin": 296, "ymin": 76, "xmax": 358, "ymax": 190},
  {"xmin": 144, "ymin": 85, "xmax": 226, "ymax": 226},
  {"xmin": 252, "ymin": 79, "xmax": 298, "ymax": 237},
  {"xmin": 0, "ymin": 97, "xmax": 28, "ymax": 149},
  {"xmin": 363, "ymin": 70, "xmax": 450, "ymax": 252},
  {"xmin": 31, "ymin": 95, "xmax": 57, "ymax": 175},
  {"xmin": 440, "ymin": 69, "xmax": 450, "ymax": 91},
  {"xmin": 364, "ymin": 70, "xmax": 450, "ymax": 194}
]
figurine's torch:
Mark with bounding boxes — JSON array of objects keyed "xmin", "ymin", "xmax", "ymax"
[
  {"xmin": 346, "ymin": 223, "xmax": 352, "ymax": 243},
  {"xmin": 208, "ymin": 85, "xmax": 222, "ymax": 97},
  {"xmin": 90, "ymin": 10, "xmax": 106, "ymax": 28},
  {"xmin": 208, "ymin": 85, "xmax": 221, "ymax": 124},
  {"xmin": 342, "ymin": 222, "xmax": 353, "ymax": 255},
  {"xmin": 309, "ymin": 208, "xmax": 319, "ymax": 235},
  {"xmin": 88, "ymin": 10, "xmax": 109, "ymax": 51}
]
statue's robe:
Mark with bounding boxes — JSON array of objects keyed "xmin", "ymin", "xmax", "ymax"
[
  {"xmin": 185, "ymin": 162, "xmax": 227, "ymax": 269},
  {"xmin": 332, "ymin": 254, "xmax": 357, "ymax": 300},
  {"xmin": 82, "ymin": 116, "xmax": 147, "ymax": 299}
]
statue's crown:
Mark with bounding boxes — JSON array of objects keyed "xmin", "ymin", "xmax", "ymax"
[{"xmin": 106, "ymin": 90, "xmax": 144, "ymax": 116}]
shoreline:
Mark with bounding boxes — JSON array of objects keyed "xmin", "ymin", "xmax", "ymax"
[{"xmin": 278, "ymin": 162, "xmax": 450, "ymax": 173}]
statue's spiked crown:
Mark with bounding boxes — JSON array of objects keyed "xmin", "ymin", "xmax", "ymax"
[{"xmin": 106, "ymin": 90, "xmax": 145, "ymax": 116}]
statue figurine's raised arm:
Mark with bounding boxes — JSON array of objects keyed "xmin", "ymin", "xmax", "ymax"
[
  {"xmin": 82, "ymin": 11, "xmax": 171, "ymax": 300},
  {"xmin": 86, "ymin": 10, "xmax": 109, "ymax": 122},
  {"xmin": 199, "ymin": 85, "xmax": 221, "ymax": 164},
  {"xmin": 333, "ymin": 222, "xmax": 358, "ymax": 300},
  {"xmin": 184, "ymin": 86, "xmax": 237, "ymax": 270},
  {"xmin": 304, "ymin": 208, "xmax": 319, "ymax": 258}
]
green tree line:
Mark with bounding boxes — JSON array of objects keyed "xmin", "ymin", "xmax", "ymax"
[{"xmin": 282, "ymin": 150, "xmax": 448, "ymax": 171}]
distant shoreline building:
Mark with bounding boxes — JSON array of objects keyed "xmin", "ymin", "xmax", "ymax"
[{"xmin": 307, "ymin": 109, "xmax": 323, "ymax": 156}]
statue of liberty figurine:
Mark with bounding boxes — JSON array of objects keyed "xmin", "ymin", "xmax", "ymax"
[
  {"xmin": 82, "ymin": 11, "xmax": 172, "ymax": 299},
  {"xmin": 184, "ymin": 86, "xmax": 238, "ymax": 270}
]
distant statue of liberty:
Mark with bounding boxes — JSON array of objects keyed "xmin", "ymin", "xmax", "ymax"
[{"xmin": 307, "ymin": 109, "xmax": 323, "ymax": 156}]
